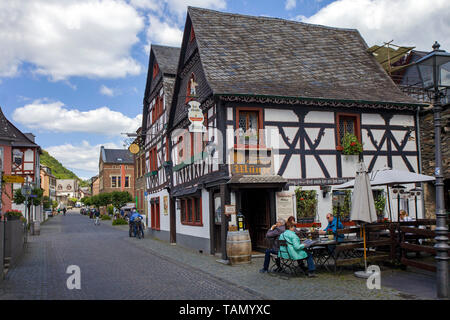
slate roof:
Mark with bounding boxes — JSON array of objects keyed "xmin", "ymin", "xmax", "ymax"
[
  {"xmin": 101, "ymin": 147, "xmax": 134, "ymax": 164},
  {"xmin": 152, "ymin": 45, "xmax": 180, "ymax": 76},
  {"xmin": 0, "ymin": 107, "xmax": 39, "ymax": 148},
  {"xmin": 188, "ymin": 7, "xmax": 420, "ymax": 105}
]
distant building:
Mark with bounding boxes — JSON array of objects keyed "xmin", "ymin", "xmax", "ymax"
[
  {"xmin": 56, "ymin": 179, "xmax": 79, "ymax": 205},
  {"xmin": 91, "ymin": 175, "xmax": 100, "ymax": 196},
  {"xmin": 133, "ymin": 127, "xmax": 146, "ymax": 216},
  {"xmin": 79, "ymin": 187, "xmax": 91, "ymax": 199},
  {"xmin": 0, "ymin": 107, "xmax": 42, "ymax": 222},
  {"xmin": 40, "ymin": 165, "xmax": 56, "ymax": 202},
  {"xmin": 98, "ymin": 146, "xmax": 134, "ymax": 197}
]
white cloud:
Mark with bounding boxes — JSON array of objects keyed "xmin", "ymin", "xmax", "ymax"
[
  {"xmin": 0, "ymin": 0, "xmax": 144, "ymax": 80},
  {"xmin": 165, "ymin": 0, "xmax": 226, "ymax": 19},
  {"xmin": 46, "ymin": 140, "xmax": 121, "ymax": 176},
  {"xmin": 146, "ymin": 14, "xmax": 184, "ymax": 49},
  {"xmin": 300, "ymin": 0, "xmax": 450, "ymax": 51},
  {"xmin": 12, "ymin": 100, "xmax": 142, "ymax": 136},
  {"xmin": 285, "ymin": 0, "xmax": 296, "ymax": 10},
  {"xmin": 129, "ymin": 0, "xmax": 161, "ymax": 11},
  {"xmin": 100, "ymin": 85, "xmax": 116, "ymax": 97}
]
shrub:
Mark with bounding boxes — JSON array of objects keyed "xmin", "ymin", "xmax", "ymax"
[
  {"xmin": 6, "ymin": 210, "xmax": 23, "ymax": 218},
  {"xmin": 107, "ymin": 205, "xmax": 114, "ymax": 216},
  {"xmin": 295, "ymin": 188, "xmax": 317, "ymax": 221},
  {"xmin": 101, "ymin": 214, "xmax": 111, "ymax": 220},
  {"xmin": 112, "ymin": 218, "xmax": 128, "ymax": 225}
]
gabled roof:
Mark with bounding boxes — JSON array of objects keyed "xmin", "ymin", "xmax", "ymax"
[
  {"xmin": 152, "ymin": 45, "xmax": 180, "ymax": 76},
  {"xmin": 100, "ymin": 146, "xmax": 134, "ymax": 164},
  {"xmin": 0, "ymin": 107, "xmax": 40, "ymax": 148},
  {"xmin": 187, "ymin": 7, "xmax": 419, "ymax": 105}
]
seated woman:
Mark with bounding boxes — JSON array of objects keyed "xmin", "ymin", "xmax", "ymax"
[
  {"xmin": 278, "ymin": 221, "xmax": 317, "ymax": 277},
  {"xmin": 400, "ymin": 210, "xmax": 414, "ymax": 222}
]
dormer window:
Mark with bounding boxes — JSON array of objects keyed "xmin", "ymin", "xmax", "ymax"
[{"xmin": 153, "ymin": 63, "xmax": 159, "ymax": 79}]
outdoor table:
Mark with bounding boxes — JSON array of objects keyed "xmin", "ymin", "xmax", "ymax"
[{"xmin": 305, "ymin": 236, "xmax": 365, "ymax": 272}]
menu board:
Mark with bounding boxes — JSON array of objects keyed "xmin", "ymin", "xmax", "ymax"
[{"xmin": 276, "ymin": 191, "xmax": 295, "ymax": 221}]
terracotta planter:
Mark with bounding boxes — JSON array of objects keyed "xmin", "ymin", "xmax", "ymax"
[{"xmin": 328, "ymin": 234, "xmax": 334, "ymax": 240}]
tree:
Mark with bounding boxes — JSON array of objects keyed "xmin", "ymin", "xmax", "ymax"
[
  {"xmin": 13, "ymin": 187, "xmax": 44, "ymax": 223},
  {"xmin": 98, "ymin": 193, "xmax": 112, "ymax": 208},
  {"xmin": 110, "ymin": 191, "xmax": 132, "ymax": 212},
  {"xmin": 68, "ymin": 197, "xmax": 78, "ymax": 206},
  {"xmin": 42, "ymin": 196, "xmax": 51, "ymax": 209}
]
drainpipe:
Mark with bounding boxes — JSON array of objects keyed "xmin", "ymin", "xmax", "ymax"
[{"xmin": 415, "ymin": 105, "xmax": 426, "ymax": 219}]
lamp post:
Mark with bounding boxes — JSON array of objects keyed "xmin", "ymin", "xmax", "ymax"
[{"xmin": 415, "ymin": 41, "xmax": 450, "ymax": 299}]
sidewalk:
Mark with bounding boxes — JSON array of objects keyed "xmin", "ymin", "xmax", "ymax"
[{"xmin": 102, "ymin": 218, "xmax": 428, "ymax": 300}]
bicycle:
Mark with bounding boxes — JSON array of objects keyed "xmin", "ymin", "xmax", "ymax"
[{"xmin": 133, "ymin": 218, "xmax": 144, "ymax": 239}]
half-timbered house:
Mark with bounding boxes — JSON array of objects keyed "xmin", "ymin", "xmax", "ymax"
[
  {"xmin": 0, "ymin": 107, "xmax": 42, "ymax": 222},
  {"xmin": 142, "ymin": 45, "xmax": 180, "ymax": 242},
  {"xmin": 167, "ymin": 7, "xmax": 425, "ymax": 257}
]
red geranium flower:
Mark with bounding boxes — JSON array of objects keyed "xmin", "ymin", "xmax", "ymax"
[
  {"xmin": 300, "ymin": 198, "xmax": 304, "ymax": 201},
  {"xmin": 350, "ymin": 142, "xmax": 356, "ymax": 146}
]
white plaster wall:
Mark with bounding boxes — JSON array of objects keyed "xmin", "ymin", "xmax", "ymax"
[
  {"xmin": 175, "ymin": 189, "xmax": 210, "ymax": 240},
  {"xmin": 391, "ymin": 114, "xmax": 415, "ymax": 127},
  {"xmin": 148, "ymin": 189, "xmax": 170, "ymax": 232},
  {"xmin": 305, "ymin": 155, "xmax": 324, "ymax": 179},
  {"xmin": 317, "ymin": 128, "xmax": 336, "ymax": 150},
  {"xmin": 283, "ymin": 154, "xmax": 301, "ymax": 179},
  {"xmin": 362, "ymin": 129, "xmax": 386, "ymax": 151},
  {"xmin": 265, "ymin": 108, "xmax": 298, "ymax": 122},
  {"xmin": 227, "ymin": 107, "xmax": 233, "ymax": 121},
  {"xmin": 304, "ymin": 111, "xmax": 334, "ymax": 124},
  {"xmin": 361, "ymin": 113, "xmax": 385, "ymax": 125},
  {"xmin": 391, "ymin": 130, "xmax": 417, "ymax": 152}
]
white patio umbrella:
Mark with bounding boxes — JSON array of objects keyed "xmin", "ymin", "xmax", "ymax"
[
  {"xmin": 350, "ymin": 162, "xmax": 377, "ymax": 279},
  {"xmin": 334, "ymin": 168, "xmax": 435, "ymax": 221}
]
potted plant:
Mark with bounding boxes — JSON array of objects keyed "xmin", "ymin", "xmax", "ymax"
[
  {"xmin": 5, "ymin": 210, "xmax": 23, "ymax": 220},
  {"xmin": 327, "ymin": 229, "xmax": 334, "ymax": 240},
  {"xmin": 374, "ymin": 194, "xmax": 386, "ymax": 221},
  {"xmin": 295, "ymin": 188, "xmax": 317, "ymax": 225}
]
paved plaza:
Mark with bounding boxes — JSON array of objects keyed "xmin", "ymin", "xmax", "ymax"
[{"xmin": 0, "ymin": 211, "xmax": 437, "ymax": 300}]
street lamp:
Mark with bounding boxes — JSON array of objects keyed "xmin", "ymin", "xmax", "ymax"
[{"xmin": 415, "ymin": 41, "xmax": 450, "ymax": 299}]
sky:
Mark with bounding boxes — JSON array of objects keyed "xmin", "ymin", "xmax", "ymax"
[{"xmin": 1, "ymin": 0, "xmax": 449, "ymax": 180}]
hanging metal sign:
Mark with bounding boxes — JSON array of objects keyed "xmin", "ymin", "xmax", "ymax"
[
  {"xmin": 187, "ymin": 101, "xmax": 206, "ymax": 133},
  {"xmin": 128, "ymin": 143, "xmax": 140, "ymax": 154}
]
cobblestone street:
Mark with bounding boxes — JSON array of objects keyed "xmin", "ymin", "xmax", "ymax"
[
  {"xmin": 0, "ymin": 212, "xmax": 264, "ymax": 300},
  {"xmin": 0, "ymin": 211, "xmax": 431, "ymax": 300}
]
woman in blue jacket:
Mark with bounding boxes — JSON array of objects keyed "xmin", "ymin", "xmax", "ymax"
[{"xmin": 279, "ymin": 221, "xmax": 317, "ymax": 277}]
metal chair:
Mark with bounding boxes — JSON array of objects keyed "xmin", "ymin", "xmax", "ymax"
[{"xmin": 271, "ymin": 239, "xmax": 307, "ymax": 279}]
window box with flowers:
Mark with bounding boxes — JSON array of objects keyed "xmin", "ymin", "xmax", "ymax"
[{"xmin": 341, "ymin": 133, "xmax": 362, "ymax": 177}]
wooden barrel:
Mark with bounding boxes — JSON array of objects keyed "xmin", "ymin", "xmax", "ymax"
[{"xmin": 226, "ymin": 230, "xmax": 252, "ymax": 265}]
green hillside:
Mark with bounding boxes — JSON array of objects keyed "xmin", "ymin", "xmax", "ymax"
[{"xmin": 40, "ymin": 150, "xmax": 90, "ymax": 187}]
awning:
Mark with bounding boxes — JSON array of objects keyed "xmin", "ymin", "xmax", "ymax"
[
  {"xmin": 171, "ymin": 186, "xmax": 201, "ymax": 198},
  {"xmin": 227, "ymin": 175, "xmax": 287, "ymax": 188}
]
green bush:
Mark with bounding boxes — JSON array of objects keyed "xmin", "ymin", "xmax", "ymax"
[
  {"xmin": 101, "ymin": 214, "xmax": 111, "ymax": 220},
  {"xmin": 295, "ymin": 188, "xmax": 317, "ymax": 220},
  {"xmin": 107, "ymin": 205, "xmax": 114, "ymax": 215},
  {"xmin": 112, "ymin": 218, "xmax": 128, "ymax": 225}
]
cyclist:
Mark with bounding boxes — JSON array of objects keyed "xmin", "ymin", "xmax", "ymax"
[
  {"xmin": 94, "ymin": 208, "xmax": 100, "ymax": 226},
  {"xmin": 129, "ymin": 209, "xmax": 143, "ymax": 237}
]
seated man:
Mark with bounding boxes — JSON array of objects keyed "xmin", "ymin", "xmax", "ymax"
[
  {"xmin": 279, "ymin": 221, "xmax": 317, "ymax": 277},
  {"xmin": 319, "ymin": 213, "xmax": 344, "ymax": 242},
  {"xmin": 260, "ymin": 218, "xmax": 286, "ymax": 273}
]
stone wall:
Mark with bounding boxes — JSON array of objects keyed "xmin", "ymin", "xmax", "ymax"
[
  {"xmin": 4, "ymin": 219, "xmax": 26, "ymax": 268},
  {"xmin": 419, "ymin": 106, "xmax": 450, "ymax": 217}
]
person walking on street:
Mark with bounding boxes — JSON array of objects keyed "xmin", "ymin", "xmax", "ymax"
[
  {"xmin": 94, "ymin": 208, "xmax": 100, "ymax": 226},
  {"xmin": 63, "ymin": 207, "xmax": 67, "ymax": 216}
]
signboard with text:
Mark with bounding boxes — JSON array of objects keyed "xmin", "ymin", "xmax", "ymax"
[{"xmin": 3, "ymin": 175, "xmax": 25, "ymax": 184}]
